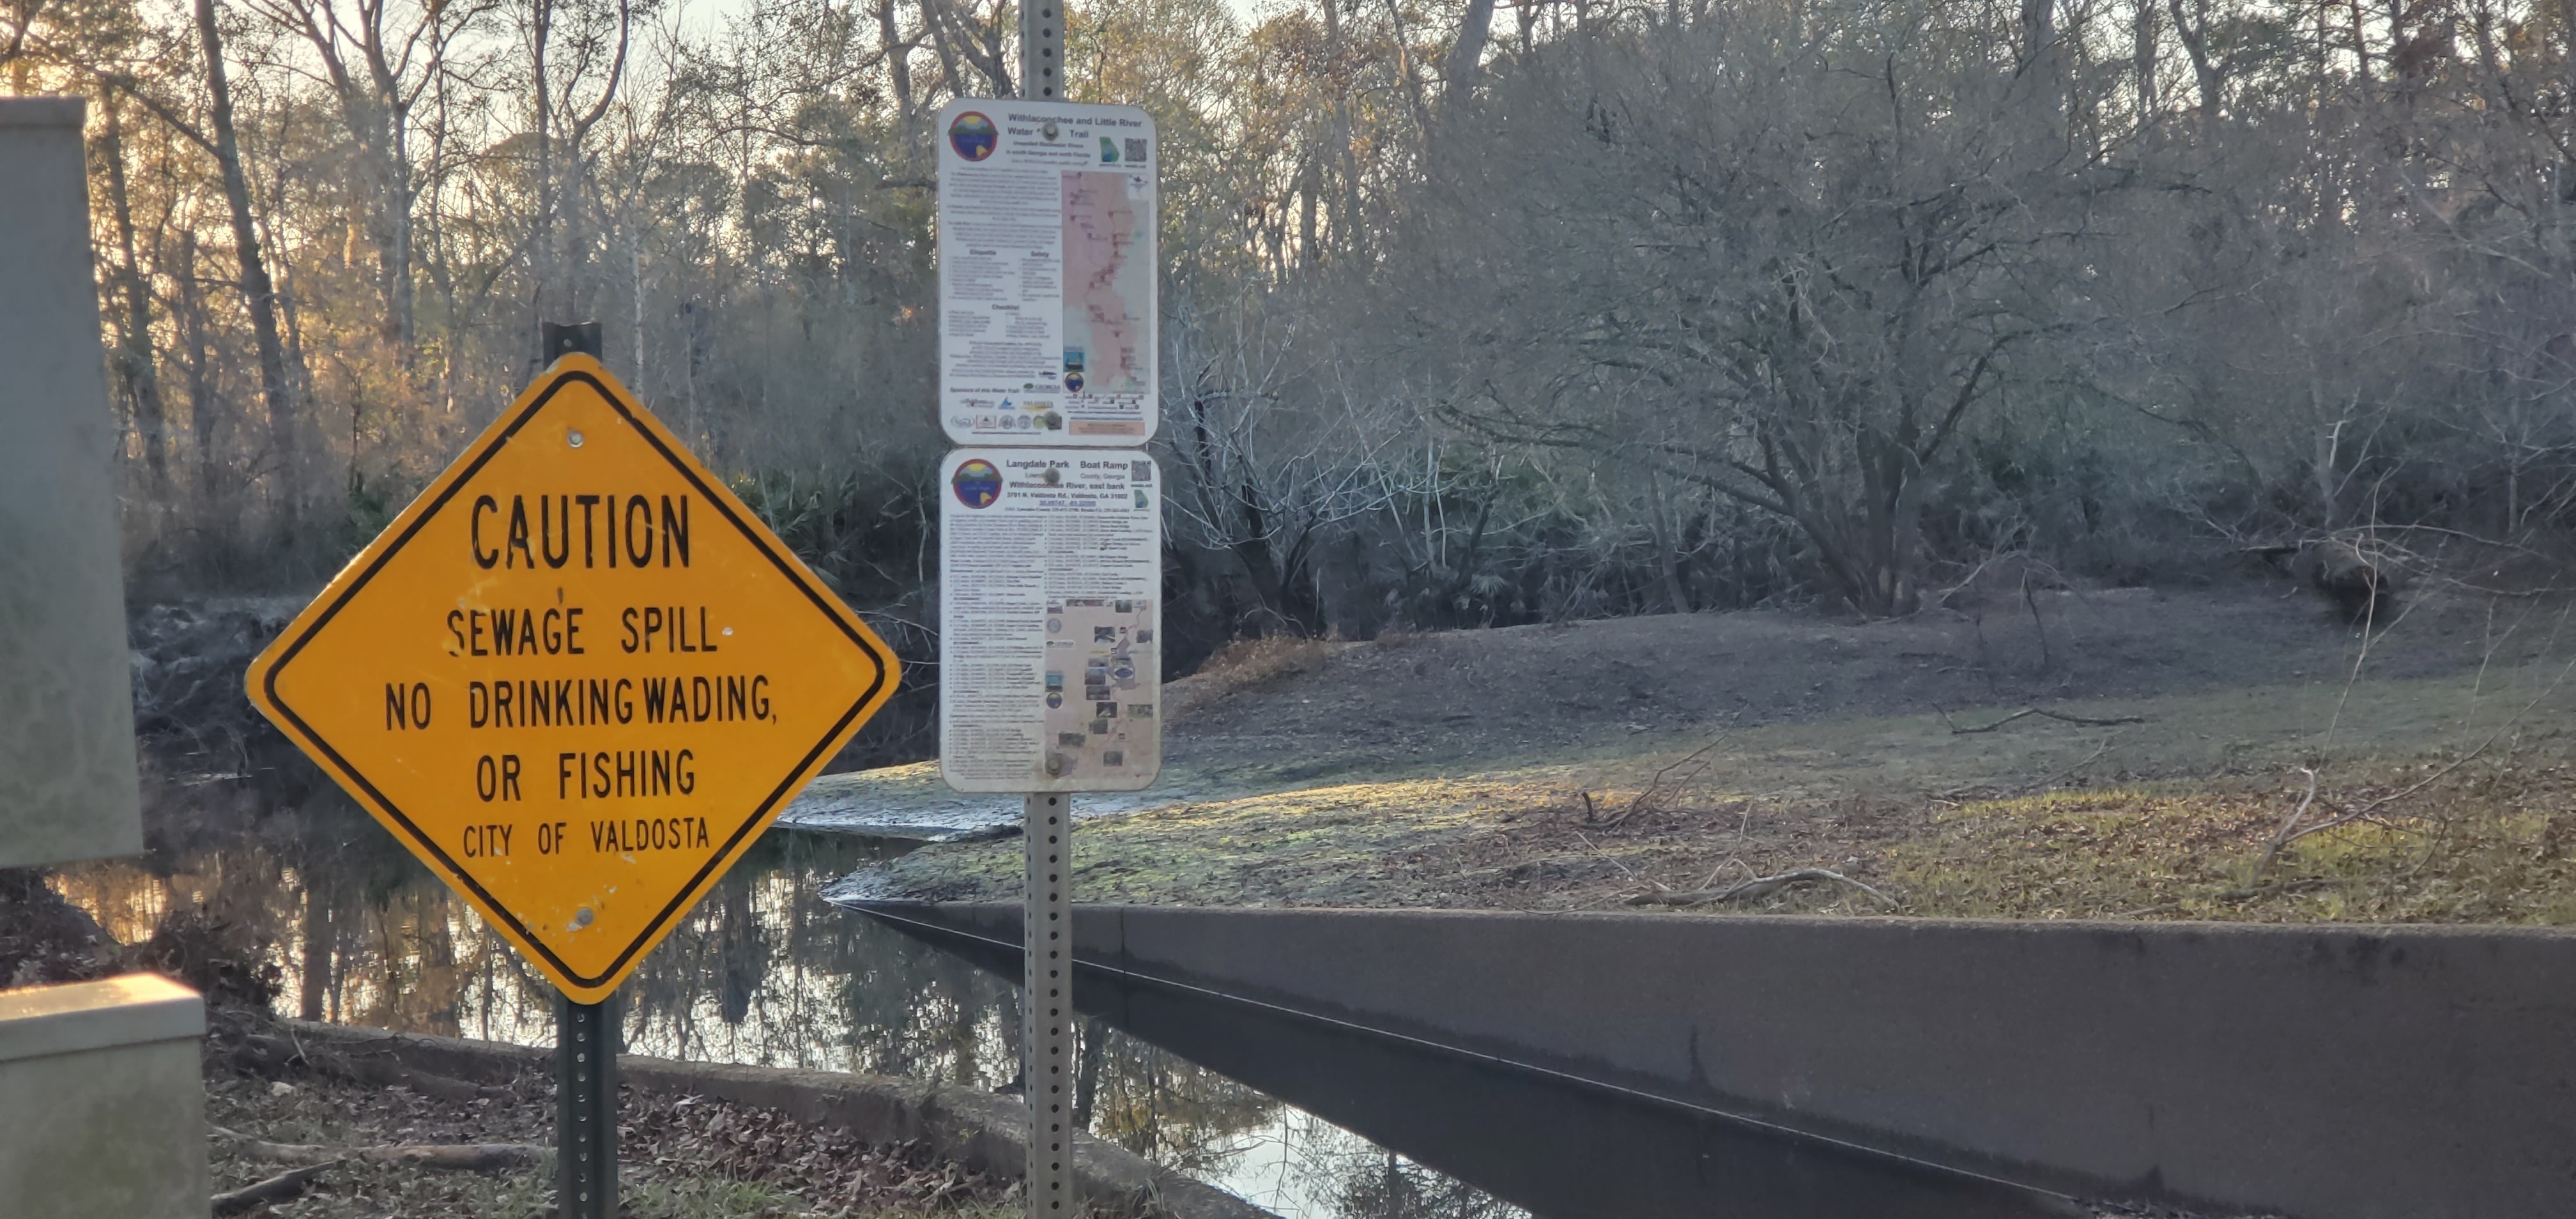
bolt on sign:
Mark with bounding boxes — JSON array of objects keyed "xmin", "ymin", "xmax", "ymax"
[{"xmin": 245, "ymin": 354, "xmax": 899, "ymax": 1002}]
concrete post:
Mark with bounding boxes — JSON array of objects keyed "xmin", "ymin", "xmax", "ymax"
[
  {"xmin": 0, "ymin": 977, "xmax": 210, "ymax": 1218},
  {"xmin": 0, "ymin": 96, "xmax": 210, "ymax": 1219},
  {"xmin": 0, "ymin": 96, "xmax": 143, "ymax": 868}
]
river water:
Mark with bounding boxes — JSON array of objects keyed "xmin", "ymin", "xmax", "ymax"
[{"xmin": 52, "ymin": 790, "xmax": 1522, "ymax": 1219}]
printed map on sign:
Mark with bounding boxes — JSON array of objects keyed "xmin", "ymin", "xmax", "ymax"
[{"xmin": 1061, "ymin": 172, "xmax": 1152, "ymax": 399}]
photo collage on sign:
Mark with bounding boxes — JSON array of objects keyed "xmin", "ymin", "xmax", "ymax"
[{"xmin": 1042, "ymin": 597, "xmax": 1156, "ymax": 781}]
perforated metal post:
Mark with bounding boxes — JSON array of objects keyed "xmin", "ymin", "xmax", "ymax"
[
  {"xmin": 542, "ymin": 319, "xmax": 602, "ymax": 364},
  {"xmin": 1019, "ymin": 0, "xmax": 1061, "ymax": 100},
  {"xmin": 1023, "ymin": 793, "xmax": 1073, "ymax": 1217},
  {"xmin": 555, "ymin": 993, "xmax": 617, "ymax": 1219},
  {"xmin": 542, "ymin": 318, "xmax": 617, "ymax": 1219}
]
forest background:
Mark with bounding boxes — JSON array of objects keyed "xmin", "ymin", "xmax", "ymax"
[{"xmin": 10, "ymin": 0, "xmax": 2576, "ymax": 764}]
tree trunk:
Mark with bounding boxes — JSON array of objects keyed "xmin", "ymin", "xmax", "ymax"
[
  {"xmin": 98, "ymin": 93, "xmax": 170, "ymax": 495},
  {"xmin": 1761, "ymin": 427, "xmax": 1925, "ymax": 618},
  {"xmin": 532, "ymin": 0, "xmax": 555, "ymax": 324},
  {"xmin": 195, "ymin": 0, "xmax": 300, "ymax": 519},
  {"xmin": 2019, "ymin": 0, "xmax": 2060, "ymax": 121},
  {"xmin": 2132, "ymin": 0, "xmax": 2158, "ymax": 125},
  {"xmin": 178, "ymin": 230, "xmax": 225, "ymax": 510},
  {"xmin": 2168, "ymin": 0, "xmax": 2225, "ymax": 126},
  {"xmin": 878, "ymin": 0, "xmax": 916, "ymax": 150},
  {"xmin": 2563, "ymin": 0, "xmax": 2575, "ymax": 197},
  {"xmin": 1443, "ymin": 0, "xmax": 1498, "ymax": 109},
  {"xmin": 385, "ymin": 135, "xmax": 415, "ymax": 350},
  {"xmin": 1642, "ymin": 468, "xmax": 1692, "ymax": 613}
]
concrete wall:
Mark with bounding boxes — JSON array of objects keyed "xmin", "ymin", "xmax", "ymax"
[
  {"xmin": 0, "ymin": 95, "xmax": 142, "ymax": 870},
  {"xmin": 884, "ymin": 903, "xmax": 2576, "ymax": 1219}
]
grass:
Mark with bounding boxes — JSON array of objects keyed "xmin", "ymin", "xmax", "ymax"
[
  {"xmin": 1885, "ymin": 740, "xmax": 2576, "ymax": 923},
  {"xmin": 851, "ymin": 652, "xmax": 2576, "ymax": 926},
  {"xmin": 875, "ymin": 776, "xmax": 1532, "ymax": 906},
  {"xmin": 865, "ymin": 691, "xmax": 2576, "ymax": 927}
]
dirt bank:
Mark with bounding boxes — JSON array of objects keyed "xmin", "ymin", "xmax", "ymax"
[{"xmin": 828, "ymin": 583, "xmax": 2576, "ymax": 924}]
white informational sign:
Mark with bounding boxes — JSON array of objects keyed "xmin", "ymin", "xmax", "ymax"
[
  {"xmin": 935, "ymin": 98, "xmax": 1158, "ymax": 447},
  {"xmin": 939, "ymin": 448, "xmax": 1162, "ymax": 792}
]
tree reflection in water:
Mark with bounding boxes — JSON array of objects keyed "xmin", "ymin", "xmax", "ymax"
[{"xmin": 48, "ymin": 784, "xmax": 1520, "ymax": 1219}]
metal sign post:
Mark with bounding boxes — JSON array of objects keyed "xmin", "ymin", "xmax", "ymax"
[
  {"xmin": 1020, "ymin": 29, "xmax": 1065, "ymax": 1211},
  {"xmin": 546, "ymin": 323, "xmax": 619, "ymax": 1219},
  {"xmin": 555, "ymin": 992, "xmax": 618, "ymax": 1219},
  {"xmin": 1023, "ymin": 793, "xmax": 1073, "ymax": 1215},
  {"xmin": 1020, "ymin": 0, "xmax": 1062, "ymax": 100},
  {"xmin": 939, "ymin": 449, "xmax": 1160, "ymax": 1218},
  {"xmin": 926, "ymin": 14, "xmax": 1166, "ymax": 1216}
]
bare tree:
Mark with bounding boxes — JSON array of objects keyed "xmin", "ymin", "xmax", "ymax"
[
  {"xmin": 241, "ymin": 0, "xmax": 494, "ymax": 350},
  {"xmin": 197, "ymin": 0, "xmax": 303, "ymax": 515},
  {"xmin": 1422, "ymin": 10, "xmax": 2093, "ymax": 615}
]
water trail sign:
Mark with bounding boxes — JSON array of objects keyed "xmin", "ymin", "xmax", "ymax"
[
  {"xmin": 935, "ymin": 98, "xmax": 1156, "ymax": 446},
  {"xmin": 245, "ymin": 353, "xmax": 898, "ymax": 1002}
]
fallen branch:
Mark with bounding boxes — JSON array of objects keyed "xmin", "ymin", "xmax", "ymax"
[
  {"xmin": 230, "ymin": 1032, "xmax": 498, "ymax": 1103},
  {"xmin": 1625, "ymin": 867, "xmax": 1894, "ymax": 908},
  {"xmin": 2025, "ymin": 734, "xmax": 2120, "ymax": 792},
  {"xmin": 1581, "ymin": 732, "xmax": 1731, "ymax": 829},
  {"xmin": 211, "ymin": 1161, "xmax": 340, "ymax": 1215},
  {"xmin": 1949, "ymin": 707, "xmax": 2148, "ymax": 735},
  {"xmin": 1937, "ymin": 732, "xmax": 2124, "ymax": 802},
  {"xmin": 212, "ymin": 1126, "xmax": 542, "ymax": 1171}
]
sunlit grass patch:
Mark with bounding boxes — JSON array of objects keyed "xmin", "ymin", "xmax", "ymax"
[
  {"xmin": 1889, "ymin": 763, "xmax": 2576, "ymax": 924},
  {"xmin": 1890, "ymin": 786, "xmax": 2281, "ymax": 919},
  {"xmin": 884, "ymin": 772, "xmax": 1572, "ymax": 907}
]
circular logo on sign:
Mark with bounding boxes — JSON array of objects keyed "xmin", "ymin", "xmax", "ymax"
[
  {"xmin": 951, "ymin": 459, "xmax": 1002, "ymax": 508},
  {"xmin": 948, "ymin": 112, "xmax": 997, "ymax": 161},
  {"xmin": 1063, "ymin": 371, "xmax": 1085, "ymax": 394}
]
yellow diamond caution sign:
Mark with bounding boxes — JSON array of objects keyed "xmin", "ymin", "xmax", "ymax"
[{"xmin": 245, "ymin": 354, "xmax": 898, "ymax": 1002}]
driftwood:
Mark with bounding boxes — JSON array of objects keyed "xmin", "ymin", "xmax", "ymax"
[
  {"xmin": 231, "ymin": 1031, "xmax": 498, "ymax": 1103},
  {"xmin": 1948, "ymin": 707, "xmax": 2147, "ymax": 735},
  {"xmin": 2247, "ymin": 537, "xmax": 2397, "ymax": 623},
  {"xmin": 1625, "ymin": 867, "xmax": 1895, "ymax": 908},
  {"xmin": 211, "ymin": 1162, "xmax": 339, "ymax": 1215},
  {"xmin": 212, "ymin": 1125, "xmax": 544, "ymax": 1171}
]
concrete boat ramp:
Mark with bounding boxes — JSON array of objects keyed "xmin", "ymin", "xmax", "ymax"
[
  {"xmin": 835, "ymin": 898, "xmax": 2576, "ymax": 1219},
  {"xmin": 780, "ymin": 760, "xmax": 1230, "ymax": 841}
]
